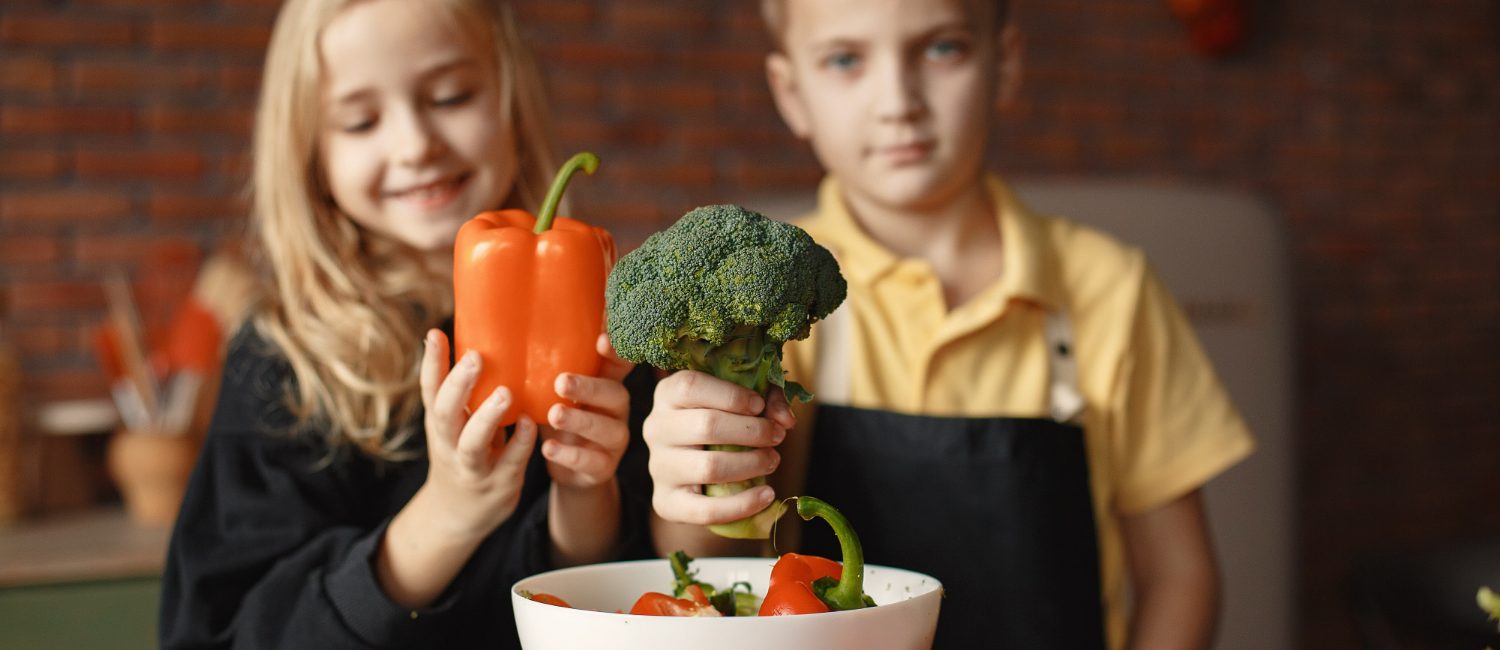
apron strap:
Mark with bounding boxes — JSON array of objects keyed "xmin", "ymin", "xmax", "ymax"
[{"xmin": 815, "ymin": 296, "xmax": 1085, "ymax": 424}]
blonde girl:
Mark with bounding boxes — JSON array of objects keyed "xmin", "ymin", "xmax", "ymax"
[{"xmin": 161, "ymin": 1, "xmax": 647, "ymax": 647}]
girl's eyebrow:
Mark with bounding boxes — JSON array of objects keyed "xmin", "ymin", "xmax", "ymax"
[
  {"xmin": 327, "ymin": 57, "xmax": 482, "ymax": 106},
  {"xmin": 415, "ymin": 56, "xmax": 482, "ymax": 81}
]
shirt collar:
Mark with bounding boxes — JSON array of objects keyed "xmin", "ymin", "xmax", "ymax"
[{"xmin": 805, "ymin": 174, "xmax": 1064, "ymax": 309}]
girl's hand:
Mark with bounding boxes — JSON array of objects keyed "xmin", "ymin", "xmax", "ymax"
[
  {"xmin": 542, "ymin": 334, "xmax": 635, "ymax": 490},
  {"xmin": 418, "ymin": 329, "xmax": 537, "ymax": 540},
  {"xmin": 642, "ymin": 371, "xmax": 793, "ymax": 525}
]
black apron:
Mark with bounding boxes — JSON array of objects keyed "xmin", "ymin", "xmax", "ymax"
[{"xmin": 798, "ymin": 306, "xmax": 1107, "ymax": 649}]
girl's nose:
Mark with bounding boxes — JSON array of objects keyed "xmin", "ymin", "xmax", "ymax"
[
  {"xmin": 389, "ymin": 106, "xmax": 445, "ymax": 167},
  {"xmin": 872, "ymin": 55, "xmax": 926, "ymax": 123}
]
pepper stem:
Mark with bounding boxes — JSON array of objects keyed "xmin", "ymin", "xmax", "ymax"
[
  {"xmin": 796, "ymin": 496, "xmax": 868, "ymax": 610},
  {"xmin": 534, "ymin": 152, "xmax": 599, "ymax": 234}
]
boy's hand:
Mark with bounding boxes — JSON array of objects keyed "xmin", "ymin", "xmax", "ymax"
[
  {"xmin": 417, "ymin": 329, "xmax": 537, "ymax": 541},
  {"xmin": 642, "ymin": 370, "xmax": 793, "ymax": 525},
  {"xmin": 543, "ymin": 334, "xmax": 634, "ymax": 489}
]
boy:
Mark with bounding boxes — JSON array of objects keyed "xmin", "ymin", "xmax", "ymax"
[{"xmin": 641, "ymin": 0, "xmax": 1255, "ymax": 647}]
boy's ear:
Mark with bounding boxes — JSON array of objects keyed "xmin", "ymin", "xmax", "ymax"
[
  {"xmin": 766, "ymin": 52, "xmax": 811, "ymax": 140},
  {"xmin": 996, "ymin": 25, "xmax": 1025, "ymax": 109}
]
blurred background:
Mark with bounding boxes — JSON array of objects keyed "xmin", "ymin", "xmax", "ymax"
[{"xmin": 0, "ymin": 0, "xmax": 1496, "ymax": 648}]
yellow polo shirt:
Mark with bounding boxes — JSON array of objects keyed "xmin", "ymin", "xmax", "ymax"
[{"xmin": 779, "ymin": 175, "xmax": 1255, "ymax": 649}]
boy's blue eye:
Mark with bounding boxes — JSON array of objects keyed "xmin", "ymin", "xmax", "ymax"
[{"xmin": 823, "ymin": 51, "xmax": 861, "ymax": 72}]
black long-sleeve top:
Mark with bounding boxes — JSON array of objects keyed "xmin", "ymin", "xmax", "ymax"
[{"xmin": 159, "ymin": 326, "xmax": 656, "ymax": 649}]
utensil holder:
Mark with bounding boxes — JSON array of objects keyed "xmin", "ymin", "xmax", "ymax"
[{"xmin": 106, "ymin": 429, "xmax": 200, "ymax": 527}]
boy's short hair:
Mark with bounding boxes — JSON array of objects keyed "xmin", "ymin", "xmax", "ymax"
[{"xmin": 759, "ymin": 0, "xmax": 1011, "ymax": 50}]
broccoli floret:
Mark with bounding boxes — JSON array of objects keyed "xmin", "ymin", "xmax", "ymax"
[
  {"xmin": 605, "ymin": 205, "xmax": 847, "ymax": 539},
  {"xmin": 606, "ymin": 204, "xmax": 846, "ymax": 401}
]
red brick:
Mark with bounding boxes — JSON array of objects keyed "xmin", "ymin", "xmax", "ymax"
[
  {"xmin": 143, "ymin": 105, "xmax": 255, "ymax": 137},
  {"xmin": 0, "ymin": 236, "xmax": 64, "ymax": 266},
  {"xmin": 609, "ymin": 161, "xmax": 715, "ymax": 187},
  {"xmin": 673, "ymin": 124, "xmax": 789, "ymax": 149},
  {"xmin": 725, "ymin": 5, "xmax": 770, "ymax": 37},
  {"xmin": 216, "ymin": 153, "xmax": 252, "ymax": 180},
  {"xmin": 729, "ymin": 163, "xmax": 822, "ymax": 189},
  {"xmin": 27, "ymin": 368, "xmax": 110, "ymax": 402},
  {"xmin": 537, "ymin": 41, "xmax": 660, "ymax": 67},
  {"xmin": 0, "ymin": 191, "xmax": 133, "ymax": 224},
  {"xmin": 7, "ymin": 279, "xmax": 105, "ymax": 313},
  {"xmin": 0, "ymin": 14, "xmax": 135, "ymax": 48},
  {"xmin": 0, "ymin": 148, "xmax": 68, "ymax": 179},
  {"xmin": 670, "ymin": 49, "xmax": 765, "ymax": 74},
  {"xmin": 1054, "ymin": 102, "xmax": 1128, "ymax": 125},
  {"xmin": 608, "ymin": 4, "xmax": 711, "ymax": 34},
  {"xmin": 0, "ymin": 56, "xmax": 57, "ymax": 94},
  {"xmin": 73, "ymin": 0, "xmax": 200, "ymax": 7},
  {"xmin": 1099, "ymin": 133, "xmax": 1167, "ymax": 161},
  {"xmin": 613, "ymin": 80, "xmax": 717, "ymax": 113},
  {"xmin": 515, "ymin": 1, "xmax": 595, "ymax": 26},
  {"xmin": 7, "ymin": 324, "xmax": 72, "ymax": 358},
  {"xmin": 69, "ymin": 61, "xmax": 209, "ymax": 96},
  {"xmin": 547, "ymin": 77, "xmax": 602, "ymax": 107},
  {"xmin": 149, "ymin": 20, "xmax": 271, "ymax": 52},
  {"xmin": 0, "ymin": 106, "xmax": 135, "ymax": 135},
  {"xmin": 147, "ymin": 191, "xmax": 245, "ymax": 222},
  {"xmin": 74, "ymin": 235, "xmax": 200, "ymax": 268},
  {"xmin": 219, "ymin": 64, "xmax": 265, "ymax": 95},
  {"xmin": 1015, "ymin": 133, "xmax": 1082, "ymax": 162},
  {"xmin": 75, "ymin": 147, "xmax": 205, "ymax": 180}
]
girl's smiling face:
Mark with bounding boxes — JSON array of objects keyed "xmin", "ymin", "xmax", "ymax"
[{"xmin": 318, "ymin": 0, "xmax": 516, "ymax": 252}]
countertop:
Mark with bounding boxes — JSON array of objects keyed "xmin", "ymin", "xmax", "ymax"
[{"xmin": 0, "ymin": 507, "xmax": 169, "ymax": 587}]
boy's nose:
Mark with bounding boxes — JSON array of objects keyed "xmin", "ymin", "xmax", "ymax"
[{"xmin": 872, "ymin": 59, "xmax": 926, "ymax": 123}]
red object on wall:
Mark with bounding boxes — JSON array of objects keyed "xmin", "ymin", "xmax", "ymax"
[{"xmin": 1168, "ymin": 0, "xmax": 1247, "ymax": 57}]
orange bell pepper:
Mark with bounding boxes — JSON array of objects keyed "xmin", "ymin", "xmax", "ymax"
[{"xmin": 453, "ymin": 152, "xmax": 616, "ymax": 426}]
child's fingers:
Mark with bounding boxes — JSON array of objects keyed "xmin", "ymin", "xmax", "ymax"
[
  {"xmin": 650, "ymin": 446, "xmax": 780, "ymax": 488},
  {"xmin": 431, "ymin": 350, "xmax": 481, "ymax": 437},
  {"xmin": 596, "ymin": 333, "xmax": 635, "ymax": 382},
  {"xmin": 419, "ymin": 329, "xmax": 449, "ymax": 408},
  {"xmin": 647, "ymin": 407, "xmax": 784, "ymax": 449},
  {"xmin": 555, "ymin": 372, "xmax": 629, "ymax": 421},
  {"xmin": 454, "ymin": 385, "xmax": 510, "ymax": 468},
  {"xmin": 764, "ymin": 388, "xmax": 796, "ymax": 430},
  {"xmin": 548, "ymin": 403, "xmax": 628, "ymax": 452},
  {"xmin": 541, "ymin": 436, "xmax": 614, "ymax": 484},
  {"xmin": 653, "ymin": 483, "xmax": 777, "ymax": 527},
  {"xmin": 655, "ymin": 370, "xmax": 765, "ymax": 416},
  {"xmin": 493, "ymin": 414, "xmax": 538, "ymax": 478}
]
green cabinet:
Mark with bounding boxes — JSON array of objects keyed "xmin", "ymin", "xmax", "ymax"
[{"xmin": 0, "ymin": 576, "xmax": 160, "ymax": 649}]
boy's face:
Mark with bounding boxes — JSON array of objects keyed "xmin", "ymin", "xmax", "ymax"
[
  {"xmin": 318, "ymin": 0, "xmax": 516, "ymax": 252},
  {"xmin": 767, "ymin": 0, "xmax": 1020, "ymax": 213}
]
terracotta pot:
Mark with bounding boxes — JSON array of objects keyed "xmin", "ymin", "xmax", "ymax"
[{"xmin": 106, "ymin": 429, "xmax": 201, "ymax": 527}]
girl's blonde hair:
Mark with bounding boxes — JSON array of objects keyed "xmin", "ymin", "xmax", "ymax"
[{"xmin": 248, "ymin": 0, "xmax": 554, "ymax": 459}]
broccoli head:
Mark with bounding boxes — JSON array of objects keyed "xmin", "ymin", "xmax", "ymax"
[
  {"xmin": 605, "ymin": 204, "xmax": 847, "ymax": 539},
  {"xmin": 606, "ymin": 204, "xmax": 846, "ymax": 401}
]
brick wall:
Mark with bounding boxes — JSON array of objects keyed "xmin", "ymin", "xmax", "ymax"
[{"xmin": 1, "ymin": 0, "xmax": 1496, "ymax": 646}]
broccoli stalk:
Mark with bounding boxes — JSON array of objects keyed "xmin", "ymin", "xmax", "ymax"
[{"xmin": 606, "ymin": 205, "xmax": 847, "ymax": 539}]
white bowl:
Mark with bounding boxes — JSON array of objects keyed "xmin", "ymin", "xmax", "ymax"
[{"xmin": 511, "ymin": 557, "xmax": 943, "ymax": 650}]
